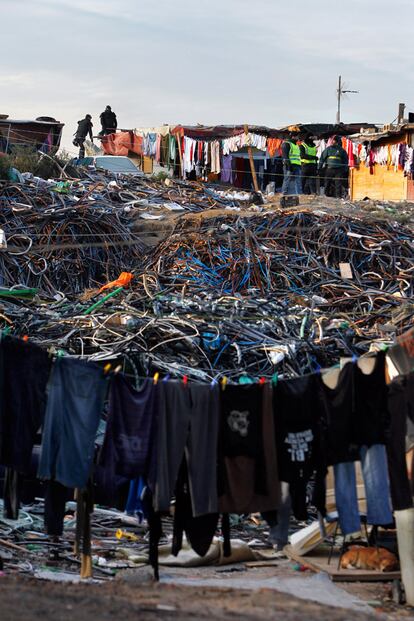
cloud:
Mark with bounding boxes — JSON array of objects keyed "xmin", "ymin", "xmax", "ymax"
[{"xmin": 2, "ymin": 0, "xmax": 414, "ymax": 151}]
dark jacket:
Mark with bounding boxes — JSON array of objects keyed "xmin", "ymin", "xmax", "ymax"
[
  {"xmin": 100, "ymin": 110, "xmax": 117, "ymax": 131},
  {"xmin": 76, "ymin": 118, "xmax": 93, "ymax": 140},
  {"xmin": 319, "ymin": 144, "xmax": 348, "ymax": 170}
]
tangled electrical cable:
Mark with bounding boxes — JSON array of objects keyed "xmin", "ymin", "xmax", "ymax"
[{"xmin": 0, "ymin": 170, "xmax": 413, "ymax": 381}]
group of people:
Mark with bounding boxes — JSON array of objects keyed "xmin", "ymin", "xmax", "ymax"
[
  {"xmin": 282, "ymin": 135, "xmax": 349, "ymax": 198},
  {"xmin": 73, "ymin": 106, "xmax": 118, "ymax": 158}
]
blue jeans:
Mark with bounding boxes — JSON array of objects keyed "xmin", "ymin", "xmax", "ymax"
[
  {"xmin": 334, "ymin": 444, "xmax": 393, "ymax": 535},
  {"xmin": 38, "ymin": 357, "xmax": 107, "ymax": 489},
  {"xmin": 282, "ymin": 164, "xmax": 301, "ymax": 195}
]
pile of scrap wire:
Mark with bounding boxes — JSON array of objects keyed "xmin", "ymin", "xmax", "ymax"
[
  {"xmin": 0, "ymin": 201, "xmax": 411, "ymax": 381},
  {"xmin": 0, "ymin": 174, "xmax": 257, "ymax": 297},
  {"xmin": 0, "ymin": 184, "xmax": 144, "ymax": 297}
]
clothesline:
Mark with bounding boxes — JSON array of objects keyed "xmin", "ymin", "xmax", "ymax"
[{"xmin": 1, "ymin": 331, "xmax": 413, "ymax": 582}]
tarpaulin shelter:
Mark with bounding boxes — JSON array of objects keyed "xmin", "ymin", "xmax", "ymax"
[
  {"xmin": 101, "ymin": 131, "xmax": 142, "ymax": 157},
  {"xmin": 0, "ymin": 116, "xmax": 64, "ymax": 154}
]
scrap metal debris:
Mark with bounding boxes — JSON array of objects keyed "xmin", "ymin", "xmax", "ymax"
[{"xmin": 0, "ymin": 170, "xmax": 412, "ymax": 379}]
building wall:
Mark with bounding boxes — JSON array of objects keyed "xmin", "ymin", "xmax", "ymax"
[{"xmin": 350, "ymin": 165, "xmax": 407, "ymax": 201}]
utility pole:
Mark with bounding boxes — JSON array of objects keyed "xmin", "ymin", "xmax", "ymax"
[{"xmin": 336, "ymin": 75, "xmax": 358, "ymax": 124}]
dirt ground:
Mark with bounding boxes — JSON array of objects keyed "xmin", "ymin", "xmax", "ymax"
[
  {"xmin": 0, "ymin": 574, "xmax": 387, "ymax": 621},
  {"xmin": 2, "ymin": 561, "xmax": 414, "ymax": 621}
]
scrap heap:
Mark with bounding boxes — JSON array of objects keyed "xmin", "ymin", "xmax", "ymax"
[{"xmin": 0, "ymin": 170, "xmax": 412, "ymax": 380}]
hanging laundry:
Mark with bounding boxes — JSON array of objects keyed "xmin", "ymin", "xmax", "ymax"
[
  {"xmin": 210, "ymin": 141, "xmax": 221, "ymax": 174},
  {"xmin": 334, "ymin": 444, "xmax": 394, "ymax": 535},
  {"xmin": 267, "ymin": 138, "xmax": 283, "ymax": 158},
  {"xmin": 273, "ymin": 374, "xmax": 323, "ymax": 521},
  {"xmin": 218, "ymin": 383, "xmax": 280, "ymax": 514},
  {"xmin": 221, "ymin": 155, "xmax": 233, "ymax": 184},
  {"xmin": 0, "ymin": 336, "xmax": 52, "ymax": 474},
  {"xmin": 387, "ymin": 372, "xmax": 414, "ymax": 510},
  {"xmin": 99, "ymin": 375, "xmax": 158, "ymax": 480},
  {"xmin": 149, "ymin": 381, "xmax": 220, "ymax": 517},
  {"xmin": 38, "ymin": 357, "xmax": 107, "ymax": 489}
]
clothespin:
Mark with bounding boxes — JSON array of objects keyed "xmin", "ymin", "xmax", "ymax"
[
  {"xmin": 271, "ymin": 372, "xmax": 278, "ymax": 386},
  {"xmin": 182, "ymin": 375, "xmax": 188, "ymax": 387},
  {"xmin": 22, "ymin": 335, "xmax": 29, "ymax": 342},
  {"xmin": 221, "ymin": 376, "xmax": 228, "ymax": 391},
  {"xmin": 351, "ymin": 354, "xmax": 358, "ymax": 363},
  {"xmin": 259, "ymin": 377, "xmax": 266, "ymax": 385},
  {"xmin": 153, "ymin": 372, "xmax": 160, "ymax": 385},
  {"xmin": 104, "ymin": 363, "xmax": 112, "ymax": 375},
  {"xmin": 2, "ymin": 326, "xmax": 11, "ymax": 337},
  {"xmin": 162, "ymin": 374, "xmax": 170, "ymax": 383},
  {"xmin": 114, "ymin": 364, "xmax": 122, "ymax": 374},
  {"xmin": 210, "ymin": 377, "xmax": 218, "ymax": 390}
]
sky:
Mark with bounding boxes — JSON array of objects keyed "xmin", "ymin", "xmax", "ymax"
[{"xmin": 2, "ymin": 0, "xmax": 414, "ymax": 152}]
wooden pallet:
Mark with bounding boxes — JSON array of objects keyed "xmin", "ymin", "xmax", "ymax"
[{"xmin": 284, "ymin": 544, "xmax": 401, "ymax": 583}]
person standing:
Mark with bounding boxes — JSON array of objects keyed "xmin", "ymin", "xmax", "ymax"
[
  {"xmin": 281, "ymin": 136, "xmax": 301, "ymax": 195},
  {"xmin": 100, "ymin": 106, "xmax": 117, "ymax": 135},
  {"xmin": 73, "ymin": 114, "xmax": 93, "ymax": 159},
  {"xmin": 319, "ymin": 136, "xmax": 349, "ymax": 198},
  {"xmin": 300, "ymin": 137, "xmax": 318, "ymax": 194}
]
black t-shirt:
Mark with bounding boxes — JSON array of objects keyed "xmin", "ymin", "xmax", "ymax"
[
  {"xmin": 274, "ymin": 374, "xmax": 323, "ymax": 520},
  {"xmin": 319, "ymin": 362, "xmax": 359, "ymax": 465},
  {"xmin": 219, "ymin": 384, "xmax": 266, "ymax": 496},
  {"xmin": 353, "ymin": 351, "xmax": 389, "ymax": 447}
]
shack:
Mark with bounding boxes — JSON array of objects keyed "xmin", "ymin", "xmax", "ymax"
[
  {"xmin": 0, "ymin": 115, "xmax": 64, "ymax": 154},
  {"xmin": 349, "ymin": 124, "xmax": 414, "ymax": 201}
]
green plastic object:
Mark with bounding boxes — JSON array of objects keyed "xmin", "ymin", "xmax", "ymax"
[
  {"xmin": 0, "ymin": 288, "xmax": 37, "ymax": 299},
  {"xmin": 52, "ymin": 181, "xmax": 72, "ymax": 194},
  {"xmin": 82, "ymin": 286, "xmax": 124, "ymax": 316}
]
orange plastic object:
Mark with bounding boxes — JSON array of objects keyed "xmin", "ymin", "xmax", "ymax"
[{"xmin": 99, "ymin": 272, "xmax": 134, "ymax": 293}]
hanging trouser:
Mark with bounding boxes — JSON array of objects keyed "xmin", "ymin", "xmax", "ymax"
[
  {"xmin": 262, "ymin": 482, "xmax": 292, "ymax": 549},
  {"xmin": 74, "ymin": 479, "xmax": 94, "ymax": 578},
  {"xmin": 3, "ymin": 468, "xmax": 20, "ymax": 520},
  {"xmin": 44, "ymin": 480, "xmax": 71, "ymax": 537},
  {"xmin": 151, "ymin": 382, "xmax": 219, "ymax": 517},
  {"xmin": 334, "ymin": 444, "xmax": 393, "ymax": 535}
]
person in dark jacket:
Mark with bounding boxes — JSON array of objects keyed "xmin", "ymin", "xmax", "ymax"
[
  {"xmin": 100, "ymin": 106, "xmax": 117, "ymax": 135},
  {"xmin": 300, "ymin": 137, "xmax": 318, "ymax": 195},
  {"xmin": 73, "ymin": 114, "xmax": 93, "ymax": 159},
  {"xmin": 319, "ymin": 136, "xmax": 349, "ymax": 198}
]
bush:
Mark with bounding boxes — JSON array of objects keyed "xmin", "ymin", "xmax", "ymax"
[{"xmin": 0, "ymin": 154, "xmax": 12, "ymax": 180}]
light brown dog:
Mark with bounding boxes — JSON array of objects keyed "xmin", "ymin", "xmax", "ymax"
[{"xmin": 340, "ymin": 546, "xmax": 399, "ymax": 572}]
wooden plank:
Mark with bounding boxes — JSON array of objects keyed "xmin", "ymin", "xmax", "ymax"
[
  {"xmin": 351, "ymin": 163, "xmax": 407, "ymax": 201},
  {"xmin": 176, "ymin": 133, "xmax": 184, "ymax": 179},
  {"xmin": 244, "ymin": 124, "xmax": 260, "ymax": 193},
  {"xmin": 284, "ymin": 544, "xmax": 401, "ymax": 583}
]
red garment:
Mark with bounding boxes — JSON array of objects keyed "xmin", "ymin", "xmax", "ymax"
[
  {"xmin": 344, "ymin": 138, "xmax": 355, "ymax": 168},
  {"xmin": 267, "ymin": 138, "xmax": 282, "ymax": 157},
  {"xmin": 101, "ymin": 132, "xmax": 142, "ymax": 156}
]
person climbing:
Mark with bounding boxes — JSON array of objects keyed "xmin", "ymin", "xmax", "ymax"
[
  {"xmin": 319, "ymin": 136, "xmax": 349, "ymax": 198},
  {"xmin": 300, "ymin": 136, "xmax": 318, "ymax": 195},
  {"xmin": 100, "ymin": 105, "xmax": 117, "ymax": 136},
  {"xmin": 281, "ymin": 136, "xmax": 302, "ymax": 195},
  {"xmin": 73, "ymin": 114, "xmax": 93, "ymax": 159}
]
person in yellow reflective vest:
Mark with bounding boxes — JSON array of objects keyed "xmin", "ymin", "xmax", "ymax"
[
  {"xmin": 281, "ymin": 136, "xmax": 301, "ymax": 195},
  {"xmin": 300, "ymin": 137, "xmax": 318, "ymax": 195}
]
